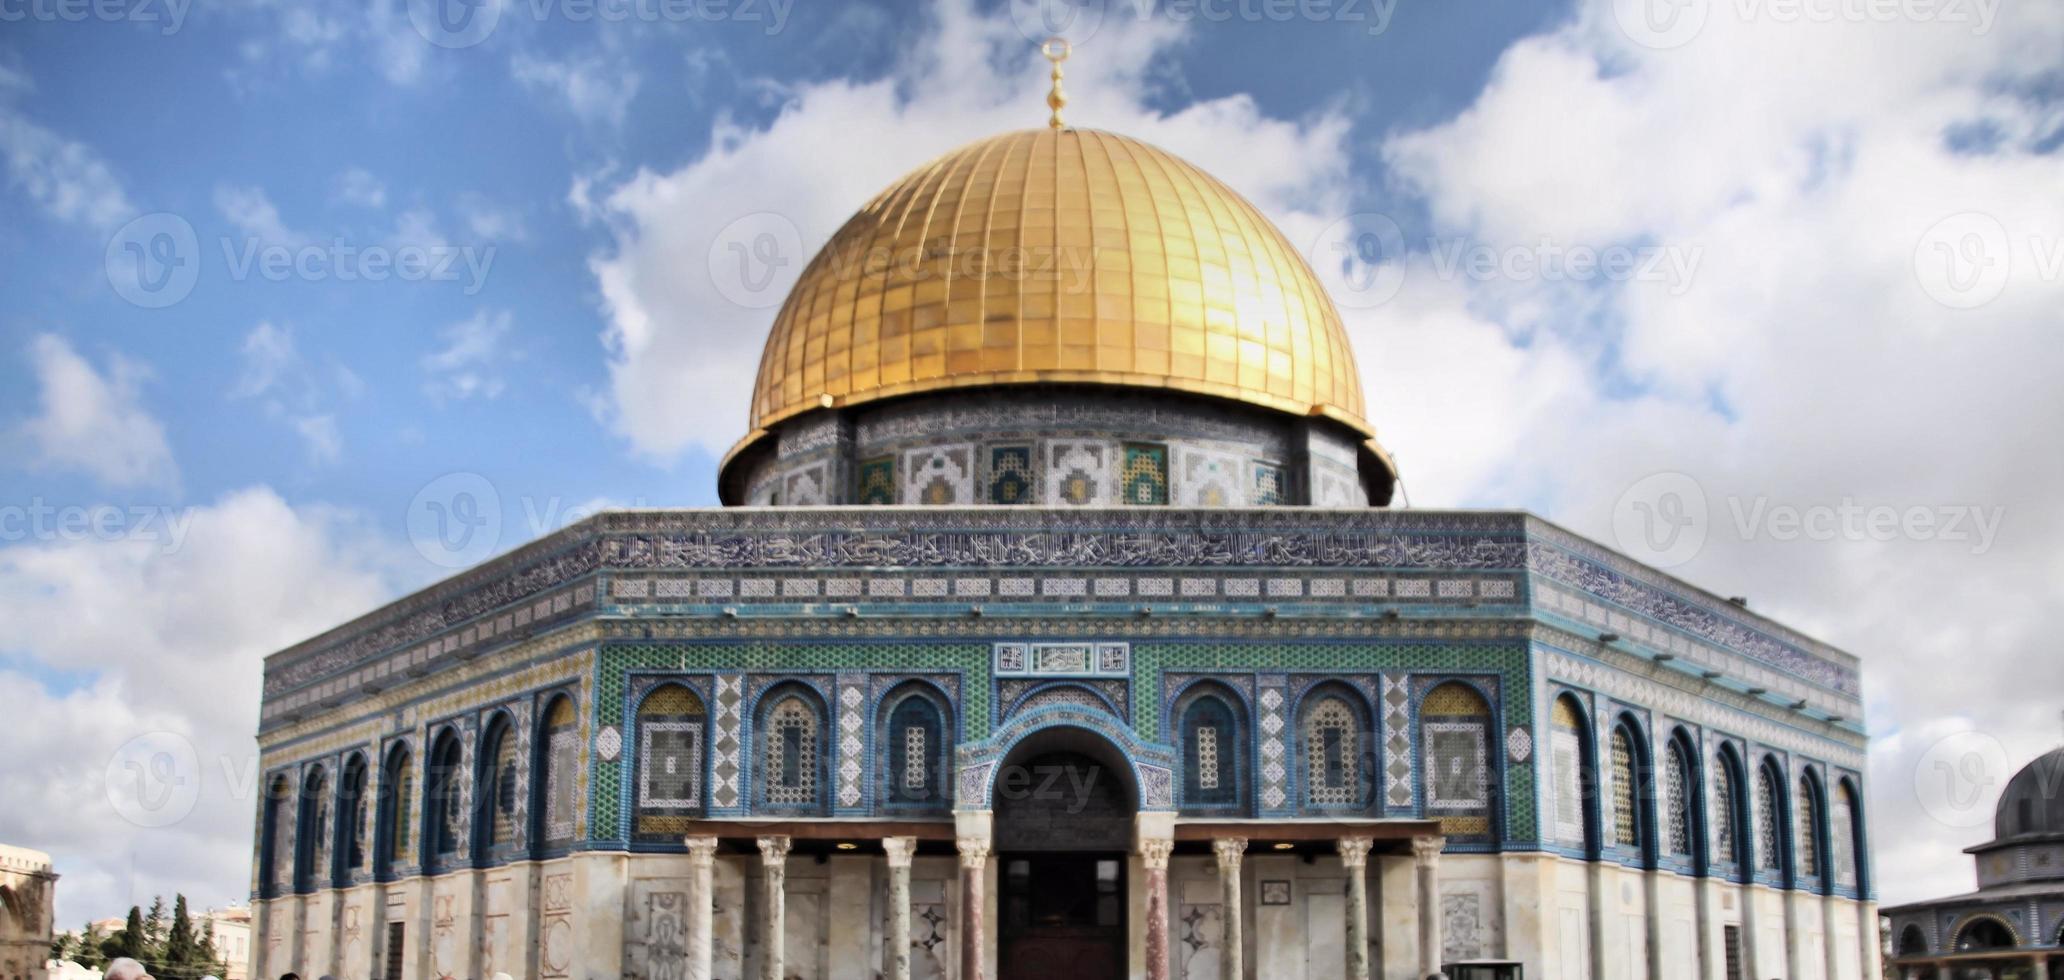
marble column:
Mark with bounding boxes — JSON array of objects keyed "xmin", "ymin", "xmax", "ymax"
[
  {"xmin": 685, "ymin": 836, "xmax": 719, "ymax": 980},
  {"xmin": 958, "ymin": 835, "xmax": 991, "ymax": 980},
  {"xmin": 882, "ymin": 837, "xmax": 917, "ymax": 980},
  {"xmin": 1138, "ymin": 836, "xmax": 1174, "ymax": 980},
  {"xmin": 1337, "ymin": 837, "xmax": 1374, "ymax": 980},
  {"xmin": 756, "ymin": 836, "xmax": 791, "ymax": 980},
  {"xmin": 1412, "ymin": 835, "xmax": 1447, "ymax": 980},
  {"xmin": 1212, "ymin": 838, "xmax": 1246, "ymax": 980}
]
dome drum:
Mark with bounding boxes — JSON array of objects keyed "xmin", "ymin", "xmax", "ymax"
[{"xmin": 720, "ymin": 384, "xmax": 1383, "ymax": 507}]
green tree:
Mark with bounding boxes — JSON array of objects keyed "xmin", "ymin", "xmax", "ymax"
[
  {"xmin": 118, "ymin": 906, "xmax": 147, "ymax": 960},
  {"xmin": 144, "ymin": 895, "xmax": 167, "ymax": 950},
  {"xmin": 73, "ymin": 923, "xmax": 107, "ymax": 969},
  {"xmin": 165, "ymin": 894, "xmax": 198, "ymax": 970},
  {"xmin": 195, "ymin": 918, "xmax": 222, "ymax": 976}
]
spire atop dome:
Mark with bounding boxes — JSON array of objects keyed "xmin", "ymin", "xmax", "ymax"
[{"xmin": 1042, "ymin": 38, "xmax": 1070, "ymax": 130}]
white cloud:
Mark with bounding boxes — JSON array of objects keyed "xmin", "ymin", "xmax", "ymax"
[
  {"xmin": 11, "ymin": 335, "xmax": 178, "ymax": 491},
  {"xmin": 583, "ymin": 0, "xmax": 1337, "ymax": 460},
  {"xmin": 1373, "ymin": 1, "xmax": 2064, "ymax": 905},
  {"xmin": 213, "ymin": 183, "xmax": 304, "ymax": 247},
  {"xmin": 334, "ymin": 166, "xmax": 387, "ymax": 209},
  {"xmin": 0, "ymin": 486, "xmax": 408, "ymax": 922},
  {"xmin": 0, "ymin": 84, "xmax": 134, "ymax": 229},
  {"xmin": 422, "ymin": 309, "xmax": 514, "ymax": 403},
  {"xmin": 512, "ymin": 51, "xmax": 643, "ymax": 128},
  {"xmin": 230, "ymin": 322, "xmax": 354, "ymax": 466}
]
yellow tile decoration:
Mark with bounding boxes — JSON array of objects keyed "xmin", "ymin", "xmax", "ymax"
[{"xmin": 745, "ymin": 128, "xmax": 1372, "ymax": 438}]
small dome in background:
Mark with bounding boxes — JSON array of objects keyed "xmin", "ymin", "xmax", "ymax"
[{"xmin": 1995, "ymin": 746, "xmax": 2064, "ymax": 840}]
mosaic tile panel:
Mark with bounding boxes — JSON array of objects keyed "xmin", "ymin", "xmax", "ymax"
[
  {"xmin": 987, "ymin": 445, "xmax": 1035, "ymax": 504},
  {"xmin": 1177, "ymin": 447, "xmax": 1242, "ymax": 507},
  {"xmin": 1121, "ymin": 443, "xmax": 1170, "ymax": 506},
  {"xmin": 836, "ymin": 678, "xmax": 866, "ymax": 809},
  {"xmin": 857, "ymin": 457, "xmax": 894, "ymax": 505},
  {"xmin": 710, "ymin": 676, "xmax": 744, "ymax": 809},
  {"xmin": 1046, "ymin": 440, "xmax": 1112, "ymax": 505},
  {"xmin": 781, "ymin": 464, "xmax": 827, "ymax": 506},
  {"xmin": 1258, "ymin": 684, "xmax": 1288, "ymax": 811},
  {"xmin": 902, "ymin": 444, "xmax": 974, "ymax": 506},
  {"xmin": 1382, "ymin": 674, "xmax": 1414, "ymax": 809},
  {"xmin": 1252, "ymin": 462, "xmax": 1286, "ymax": 506}
]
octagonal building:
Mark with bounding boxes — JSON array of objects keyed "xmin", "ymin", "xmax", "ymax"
[{"xmin": 249, "ymin": 122, "xmax": 1877, "ymax": 980}]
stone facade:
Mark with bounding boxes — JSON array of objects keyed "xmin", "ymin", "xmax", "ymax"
[
  {"xmin": 0, "ymin": 845, "xmax": 56, "ymax": 980},
  {"xmin": 249, "ymin": 508, "xmax": 1876, "ymax": 980}
]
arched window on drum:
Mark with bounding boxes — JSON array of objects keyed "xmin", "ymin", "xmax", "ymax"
[
  {"xmin": 424, "ymin": 729, "xmax": 466, "ymax": 871},
  {"xmin": 260, "ymin": 774, "xmax": 292, "ymax": 898},
  {"xmin": 1301, "ymin": 687, "xmax": 1371, "ymax": 811},
  {"xmin": 634, "ymin": 685, "xmax": 708, "ymax": 841},
  {"xmin": 375, "ymin": 743, "xmax": 415, "ymax": 877},
  {"xmin": 474, "ymin": 713, "xmax": 521, "ymax": 858},
  {"xmin": 1831, "ymin": 778, "xmax": 1864, "ymax": 892},
  {"xmin": 1175, "ymin": 684, "xmax": 1247, "ymax": 815},
  {"xmin": 1754, "ymin": 758, "xmax": 1787, "ymax": 875},
  {"xmin": 294, "ymin": 766, "xmax": 329, "ymax": 894},
  {"xmin": 1547, "ymin": 694, "xmax": 1599, "ymax": 854},
  {"xmin": 1419, "ymin": 682, "xmax": 1494, "ymax": 841},
  {"xmin": 533, "ymin": 695, "xmax": 582, "ymax": 852},
  {"xmin": 1660, "ymin": 733, "xmax": 1699, "ymax": 862},
  {"xmin": 881, "ymin": 685, "xmax": 950, "ymax": 810},
  {"xmin": 337, "ymin": 753, "xmax": 370, "ymax": 884},
  {"xmin": 758, "ymin": 688, "xmax": 827, "ymax": 814}
]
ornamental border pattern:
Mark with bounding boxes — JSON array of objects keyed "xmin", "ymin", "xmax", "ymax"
[{"xmin": 259, "ymin": 511, "xmax": 1859, "ymax": 734}]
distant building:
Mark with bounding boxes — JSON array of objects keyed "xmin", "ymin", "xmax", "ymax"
[
  {"xmin": 0, "ymin": 845, "xmax": 57, "ymax": 980},
  {"xmin": 203, "ymin": 905, "xmax": 252, "ymax": 980},
  {"xmin": 1883, "ymin": 746, "xmax": 2064, "ymax": 979}
]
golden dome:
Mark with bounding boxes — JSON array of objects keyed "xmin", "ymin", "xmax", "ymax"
[{"xmin": 739, "ymin": 127, "xmax": 1376, "ymax": 446}]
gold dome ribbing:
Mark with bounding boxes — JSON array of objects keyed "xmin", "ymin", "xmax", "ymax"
[{"xmin": 743, "ymin": 127, "xmax": 1373, "ymax": 439}]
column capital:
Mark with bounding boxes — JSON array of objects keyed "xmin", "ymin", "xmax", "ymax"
[
  {"xmin": 684, "ymin": 835, "xmax": 719, "ymax": 868},
  {"xmin": 1211, "ymin": 837, "xmax": 1247, "ymax": 867},
  {"xmin": 1411, "ymin": 834, "xmax": 1447, "ymax": 867},
  {"xmin": 756, "ymin": 835, "xmax": 793, "ymax": 866},
  {"xmin": 956, "ymin": 836, "xmax": 992, "ymax": 871},
  {"xmin": 1336, "ymin": 836, "xmax": 1375, "ymax": 869},
  {"xmin": 1138, "ymin": 836, "xmax": 1175, "ymax": 871},
  {"xmin": 883, "ymin": 836, "xmax": 917, "ymax": 869}
]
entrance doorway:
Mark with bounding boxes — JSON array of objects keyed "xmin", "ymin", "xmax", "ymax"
[{"xmin": 991, "ymin": 733, "xmax": 1138, "ymax": 980}]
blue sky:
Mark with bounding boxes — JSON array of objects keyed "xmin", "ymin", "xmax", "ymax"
[{"xmin": 3, "ymin": 0, "xmax": 2061, "ymax": 923}]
